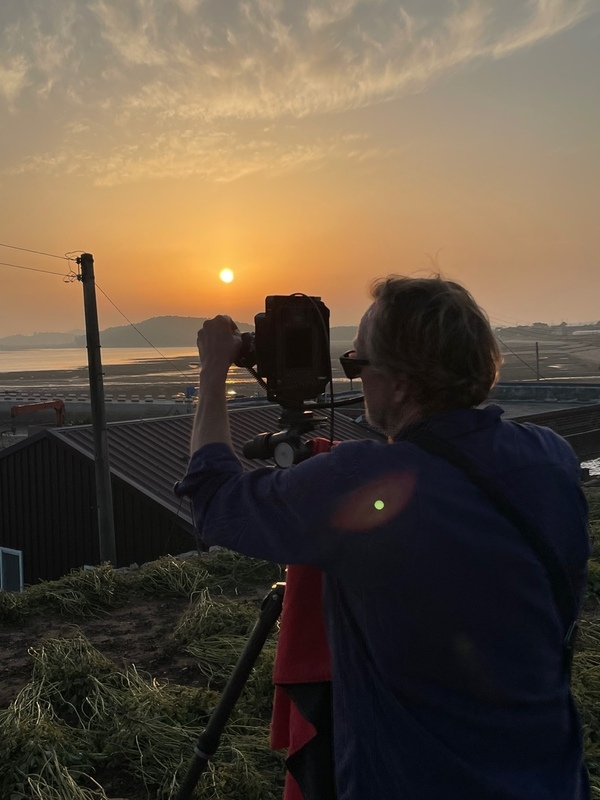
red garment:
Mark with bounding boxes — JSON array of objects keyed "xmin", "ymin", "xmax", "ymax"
[
  {"xmin": 270, "ymin": 439, "xmax": 336, "ymax": 799},
  {"xmin": 270, "ymin": 563, "xmax": 332, "ymax": 745}
]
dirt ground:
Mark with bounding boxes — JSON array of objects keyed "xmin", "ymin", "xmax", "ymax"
[
  {"xmin": 0, "ymin": 592, "xmax": 248, "ymax": 800},
  {"xmin": 0, "ymin": 554, "xmax": 282, "ymax": 799},
  {"xmin": 0, "ymin": 594, "xmax": 200, "ymax": 710}
]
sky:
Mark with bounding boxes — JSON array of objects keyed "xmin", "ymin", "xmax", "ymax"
[{"xmin": 1, "ymin": 0, "xmax": 599, "ymax": 337}]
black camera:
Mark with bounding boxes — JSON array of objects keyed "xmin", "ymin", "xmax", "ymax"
[{"xmin": 235, "ymin": 294, "xmax": 330, "ymax": 408}]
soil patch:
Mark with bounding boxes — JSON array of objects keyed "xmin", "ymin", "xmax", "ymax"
[{"xmin": 0, "ymin": 593, "xmax": 197, "ymax": 709}]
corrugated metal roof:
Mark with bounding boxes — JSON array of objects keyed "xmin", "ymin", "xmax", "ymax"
[{"xmin": 49, "ymin": 406, "xmax": 384, "ymax": 522}]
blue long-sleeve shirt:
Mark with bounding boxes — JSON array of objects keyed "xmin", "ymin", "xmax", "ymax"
[{"xmin": 176, "ymin": 405, "xmax": 590, "ymax": 799}]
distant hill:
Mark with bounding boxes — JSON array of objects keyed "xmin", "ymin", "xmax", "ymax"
[
  {"xmin": 0, "ymin": 317, "xmax": 357, "ymax": 349},
  {"xmin": 330, "ymin": 325, "xmax": 357, "ymax": 340},
  {"xmin": 0, "ymin": 330, "xmax": 83, "ymax": 349},
  {"xmin": 73, "ymin": 316, "xmax": 255, "ymax": 348}
]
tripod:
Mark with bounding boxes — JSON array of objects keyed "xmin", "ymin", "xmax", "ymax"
[
  {"xmin": 176, "ymin": 408, "xmax": 326, "ymax": 798},
  {"xmin": 175, "ymin": 582, "xmax": 285, "ymax": 800},
  {"xmin": 242, "ymin": 407, "xmax": 327, "ymax": 467}
]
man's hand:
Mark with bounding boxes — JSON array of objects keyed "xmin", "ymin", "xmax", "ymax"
[
  {"xmin": 190, "ymin": 315, "xmax": 241, "ymax": 456},
  {"xmin": 197, "ymin": 315, "xmax": 242, "ymax": 375}
]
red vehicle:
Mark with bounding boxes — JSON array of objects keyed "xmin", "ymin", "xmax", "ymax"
[{"xmin": 10, "ymin": 400, "xmax": 66, "ymax": 427}]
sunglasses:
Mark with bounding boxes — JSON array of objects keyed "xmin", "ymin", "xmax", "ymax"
[{"xmin": 339, "ymin": 350, "xmax": 370, "ymax": 380}]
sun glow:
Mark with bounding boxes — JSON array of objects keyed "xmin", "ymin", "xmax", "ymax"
[{"xmin": 219, "ymin": 269, "xmax": 234, "ymax": 283}]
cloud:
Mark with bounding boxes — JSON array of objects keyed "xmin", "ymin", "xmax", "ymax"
[
  {"xmin": 0, "ymin": 0, "xmax": 596, "ymax": 183},
  {"xmin": 490, "ymin": 0, "xmax": 595, "ymax": 58},
  {"xmin": 307, "ymin": 0, "xmax": 361, "ymax": 32},
  {"xmin": 0, "ymin": 54, "xmax": 29, "ymax": 104},
  {"xmin": 9, "ymin": 128, "xmax": 387, "ymax": 186},
  {"xmin": 80, "ymin": 0, "xmax": 597, "ymax": 119}
]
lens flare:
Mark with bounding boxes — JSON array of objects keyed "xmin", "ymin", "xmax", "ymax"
[
  {"xmin": 219, "ymin": 269, "xmax": 234, "ymax": 283},
  {"xmin": 331, "ymin": 471, "xmax": 416, "ymax": 531}
]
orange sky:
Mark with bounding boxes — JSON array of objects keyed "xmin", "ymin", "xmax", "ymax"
[{"xmin": 1, "ymin": 1, "xmax": 599, "ymax": 337}]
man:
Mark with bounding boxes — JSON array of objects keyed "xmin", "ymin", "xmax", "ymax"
[{"xmin": 176, "ymin": 276, "xmax": 590, "ymax": 799}]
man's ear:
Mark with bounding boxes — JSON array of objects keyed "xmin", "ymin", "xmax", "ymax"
[{"xmin": 391, "ymin": 375, "xmax": 409, "ymax": 405}]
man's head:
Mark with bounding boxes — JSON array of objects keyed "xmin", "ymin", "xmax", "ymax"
[{"xmin": 355, "ymin": 275, "xmax": 501, "ymax": 437}]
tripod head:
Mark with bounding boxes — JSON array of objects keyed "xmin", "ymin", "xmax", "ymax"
[{"xmin": 242, "ymin": 406, "xmax": 327, "ymax": 468}]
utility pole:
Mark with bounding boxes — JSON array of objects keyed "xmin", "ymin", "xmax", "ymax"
[
  {"xmin": 535, "ymin": 341, "xmax": 541, "ymax": 381},
  {"xmin": 77, "ymin": 253, "xmax": 117, "ymax": 565}
]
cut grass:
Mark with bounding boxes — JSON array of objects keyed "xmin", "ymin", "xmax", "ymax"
[
  {"xmin": 0, "ymin": 555, "xmax": 285, "ymax": 800},
  {"xmin": 0, "ymin": 631, "xmax": 282, "ymax": 799},
  {"xmin": 0, "ymin": 552, "xmax": 284, "ymax": 625}
]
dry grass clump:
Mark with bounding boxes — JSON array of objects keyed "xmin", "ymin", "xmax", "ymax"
[
  {"xmin": 0, "ymin": 630, "xmax": 283, "ymax": 799},
  {"xmin": 579, "ymin": 487, "xmax": 600, "ymax": 797},
  {"xmin": 572, "ymin": 619, "xmax": 600, "ymax": 778},
  {"xmin": 0, "ymin": 674, "xmax": 101, "ymax": 798},
  {"xmin": 171, "ymin": 588, "xmax": 267, "ymax": 687},
  {"xmin": 28, "ymin": 633, "xmax": 118, "ymax": 725},
  {"xmin": 173, "ymin": 588, "xmax": 258, "ymax": 642},
  {"xmin": 0, "ymin": 552, "xmax": 283, "ymax": 624},
  {"xmin": 167, "ymin": 585, "xmax": 279, "ymax": 747},
  {"xmin": 199, "ymin": 550, "xmax": 283, "ymax": 595},
  {"xmin": 0, "ymin": 586, "xmax": 24, "ymax": 623},
  {"xmin": 587, "ymin": 488, "xmax": 600, "ymax": 560},
  {"xmin": 133, "ymin": 552, "xmax": 282, "ymax": 600},
  {"xmin": 133, "ymin": 556, "xmax": 211, "ymax": 598},
  {"xmin": 0, "ymin": 563, "xmax": 129, "ymax": 623},
  {"xmin": 93, "ymin": 668, "xmax": 212, "ymax": 797},
  {"xmin": 0, "ymin": 553, "xmax": 285, "ymax": 798}
]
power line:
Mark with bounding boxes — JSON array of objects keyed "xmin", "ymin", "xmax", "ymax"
[
  {"xmin": 495, "ymin": 334, "xmax": 547, "ymax": 381},
  {"xmin": 0, "ymin": 242, "xmax": 74, "ymax": 261},
  {"xmin": 0, "ymin": 259, "xmax": 74, "ymax": 278},
  {"xmin": 95, "ymin": 283, "xmax": 193, "ymax": 382},
  {"xmin": 1, "ymin": 251, "xmax": 194, "ymax": 383}
]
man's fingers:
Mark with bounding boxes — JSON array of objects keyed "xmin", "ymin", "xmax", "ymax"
[
  {"xmin": 196, "ymin": 315, "xmax": 241, "ymax": 366},
  {"xmin": 199, "ymin": 314, "xmax": 238, "ymax": 333}
]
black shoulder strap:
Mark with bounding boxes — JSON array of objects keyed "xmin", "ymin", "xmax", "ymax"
[{"xmin": 406, "ymin": 429, "xmax": 579, "ymax": 674}]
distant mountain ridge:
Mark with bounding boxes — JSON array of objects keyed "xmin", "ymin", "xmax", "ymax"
[
  {"xmin": 74, "ymin": 316, "xmax": 255, "ymax": 348},
  {"xmin": 0, "ymin": 316, "xmax": 358, "ymax": 349},
  {"xmin": 0, "ymin": 330, "xmax": 84, "ymax": 349}
]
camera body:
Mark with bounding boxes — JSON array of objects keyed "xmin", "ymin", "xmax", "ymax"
[{"xmin": 236, "ymin": 294, "xmax": 330, "ymax": 408}]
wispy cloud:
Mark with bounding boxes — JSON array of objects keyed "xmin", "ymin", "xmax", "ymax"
[
  {"xmin": 0, "ymin": 54, "xmax": 28, "ymax": 104},
  {"xmin": 0, "ymin": 0, "xmax": 596, "ymax": 183},
  {"xmin": 10, "ymin": 129, "xmax": 387, "ymax": 186},
  {"xmin": 490, "ymin": 0, "xmax": 595, "ymax": 57}
]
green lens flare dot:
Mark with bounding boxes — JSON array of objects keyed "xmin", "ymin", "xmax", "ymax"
[{"xmin": 374, "ymin": 500, "xmax": 385, "ymax": 511}]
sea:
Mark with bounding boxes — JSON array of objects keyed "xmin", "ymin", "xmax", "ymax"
[{"xmin": 0, "ymin": 347, "xmax": 197, "ymax": 372}]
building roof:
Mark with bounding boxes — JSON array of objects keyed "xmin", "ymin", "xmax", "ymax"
[
  {"xmin": 8, "ymin": 399, "xmax": 597, "ymax": 532},
  {"xmin": 47, "ymin": 405, "xmax": 384, "ymax": 525}
]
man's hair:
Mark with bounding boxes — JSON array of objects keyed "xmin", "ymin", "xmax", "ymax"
[{"xmin": 368, "ymin": 275, "xmax": 501, "ymax": 413}]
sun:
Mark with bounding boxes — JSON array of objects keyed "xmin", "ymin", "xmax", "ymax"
[{"xmin": 219, "ymin": 268, "xmax": 234, "ymax": 283}]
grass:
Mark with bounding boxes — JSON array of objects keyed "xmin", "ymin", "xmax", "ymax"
[
  {"xmin": 0, "ymin": 492, "xmax": 599, "ymax": 799},
  {"xmin": 1, "ymin": 632, "xmax": 281, "ymax": 799},
  {"xmin": 576, "ymin": 487, "xmax": 600, "ymax": 797},
  {"xmin": 0, "ymin": 553, "xmax": 284, "ymax": 624},
  {"xmin": 0, "ymin": 553, "xmax": 285, "ymax": 800}
]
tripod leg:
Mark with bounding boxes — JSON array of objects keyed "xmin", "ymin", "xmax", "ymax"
[{"xmin": 175, "ymin": 582, "xmax": 285, "ymax": 800}]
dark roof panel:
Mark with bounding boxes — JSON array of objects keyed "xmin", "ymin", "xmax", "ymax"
[{"xmin": 50, "ymin": 406, "xmax": 383, "ymax": 521}]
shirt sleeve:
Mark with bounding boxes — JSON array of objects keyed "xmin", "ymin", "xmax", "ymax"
[{"xmin": 175, "ymin": 440, "xmax": 371, "ymax": 569}]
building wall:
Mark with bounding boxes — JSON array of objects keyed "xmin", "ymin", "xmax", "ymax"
[
  {"xmin": 0, "ymin": 435, "xmax": 97, "ymax": 584},
  {"xmin": 0, "ymin": 435, "xmax": 195, "ymax": 585},
  {"xmin": 110, "ymin": 475, "xmax": 196, "ymax": 568}
]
